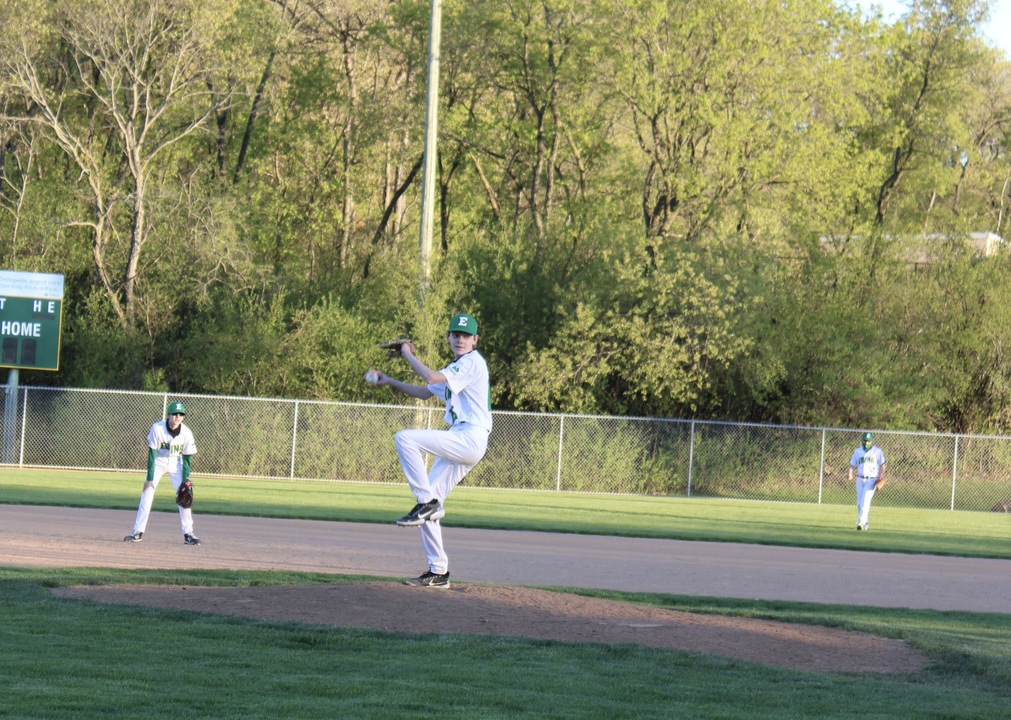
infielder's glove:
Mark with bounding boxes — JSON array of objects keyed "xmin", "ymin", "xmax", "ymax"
[
  {"xmin": 176, "ymin": 480, "xmax": 194, "ymax": 509},
  {"xmin": 379, "ymin": 338, "xmax": 413, "ymax": 358}
]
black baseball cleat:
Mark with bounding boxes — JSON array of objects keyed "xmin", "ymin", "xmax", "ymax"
[
  {"xmin": 395, "ymin": 499, "xmax": 443, "ymax": 527},
  {"xmin": 183, "ymin": 533, "xmax": 201, "ymax": 545},
  {"xmin": 403, "ymin": 570, "xmax": 450, "ymax": 588},
  {"xmin": 396, "ymin": 502, "xmax": 424, "ymax": 526},
  {"xmin": 123, "ymin": 531, "xmax": 143, "ymax": 542}
]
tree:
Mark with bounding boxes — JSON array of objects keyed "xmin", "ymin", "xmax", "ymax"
[
  {"xmin": 438, "ymin": 0, "xmax": 622, "ymax": 243},
  {"xmin": 917, "ymin": 250, "xmax": 1011, "ymax": 432},
  {"xmin": 0, "ymin": 95, "xmax": 39, "ymax": 265},
  {"xmin": 236, "ymin": 0, "xmax": 426, "ymax": 291},
  {"xmin": 511, "ymin": 245, "xmax": 752, "ymax": 416},
  {"xmin": 603, "ymin": 0, "xmax": 870, "ymax": 254},
  {"xmin": 860, "ymin": 0, "xmax": 991, "ymax": 230},
  {"xmin": 0, "ymin": 0, "xmax": 238, "ymax": 328},
  {"xmin": 924, "ymin": 45, "xmax": 1011, "ymax": 236}
]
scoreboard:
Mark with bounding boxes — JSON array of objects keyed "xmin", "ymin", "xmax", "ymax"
[{"xmin": 0, "ymin": 270, "xmax": 65, "ymax": 372}]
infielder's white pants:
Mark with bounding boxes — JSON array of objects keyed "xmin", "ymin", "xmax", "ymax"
[
  {"xmin": 855, "ymin": 477, "xmax": 878, "ymax": 527},
  {"xmin": 395, "ymin": 423, "xmax": 489, "ymax": 574},
  {"xmin": 131, "ymin": 466, "xmax": 195, "ymax": 536}
]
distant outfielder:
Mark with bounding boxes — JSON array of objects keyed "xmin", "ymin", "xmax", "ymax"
[
  {"xmin": 849, "ymin": 431, "xmax": 885, "ymax": 531},
  {"xmin": 365, "ymin": 313, "xmax": 492, "ymax": 588},
  {"xmin": 124, "ymin": 401, "xmax": 201, "ymax": 545}
]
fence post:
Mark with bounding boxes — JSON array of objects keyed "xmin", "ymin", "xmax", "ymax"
[
  {"xmin": 290, "ymin": 400, "xmax": 300, "ymax": 480},
  {"xmin": 687, "ymin": 420, "xmax": 696, "ymax": 497},
  {"xmin": 19, "ymin": 385, "xmax": 28, "ymax": 466},
  {"xmin": 950, "ymin": 435, "xmax": 960, "ymax": 511},
  {"xmin": 818, "ymin": 428, "xmax": 827, "ymax": 504},
  {"xmin": 2, "ymin": 369, "xmax": 18, "ymax": 465},
  {"xmin": 555, "ymin": 415, "xmax": 566, "ymax": 492}
]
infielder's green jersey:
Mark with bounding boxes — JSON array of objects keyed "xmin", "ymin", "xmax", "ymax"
[{"xmin": 147, "ymin": 420, "xmax": 197, "ymax": 479}]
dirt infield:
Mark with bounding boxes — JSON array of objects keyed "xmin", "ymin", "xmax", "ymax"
[
  {"xmin": 5, "ymin": 505, "xmax": 1011, "ymax": 613},
  {"xmin": 5, "ymin": 505, "xmax": 988, "ymax": 673}
]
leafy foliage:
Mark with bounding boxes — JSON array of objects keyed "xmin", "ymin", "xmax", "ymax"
[
  {"xmin": 1, "ymin": 0, "xmax": 1010, "ymax": 432},
  {"xmin": 512, "ymin": 246, "xmax": 752, "ymax": 417}
]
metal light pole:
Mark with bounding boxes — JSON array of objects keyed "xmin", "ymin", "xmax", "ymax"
[
  {"xmin": 417, "ymin": 0, "xmax": 442, "ymax": 294},
  {"xmin": 2, "ymin": 368, "xmax": 18, "ymax": 464}
]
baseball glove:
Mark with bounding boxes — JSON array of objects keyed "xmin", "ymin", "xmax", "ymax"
[
  {"xmin": 176, "ymin": 480, "xmax": 194, "ymax": 509},
  {"xmin": 378, "ymin": 338, "xmax": 413, "ymax": 358}
]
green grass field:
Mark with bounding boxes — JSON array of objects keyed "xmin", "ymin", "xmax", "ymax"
[{"xmin": 3, "ymin": 467, "xmax": 1011, "ymax": 718}]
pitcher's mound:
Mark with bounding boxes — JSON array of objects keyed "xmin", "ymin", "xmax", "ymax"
[{"xmin": 54, "ymin": 581, "xmax": 928, "ymax": 673}]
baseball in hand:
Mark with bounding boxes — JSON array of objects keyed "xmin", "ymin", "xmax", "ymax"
[{"xmin": 364, "ymin": 369, "xmax": 381, "ymax": 385}]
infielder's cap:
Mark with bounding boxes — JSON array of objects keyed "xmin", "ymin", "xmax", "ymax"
[
  {"xmin": 167, "ymin": 401, "xmax": 187, "ymax": 416},
  {"xmin": 448, "ymin": 313, "xmax": 478, "ymax": 335},
  {"xmin": 862, "ymin": 432, "xmax": 873, "ymax": 442}
]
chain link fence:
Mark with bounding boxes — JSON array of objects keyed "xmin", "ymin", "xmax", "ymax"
[{"xmin": 3, "ymin": 385, "xmax": 1011, "ymax": 513}]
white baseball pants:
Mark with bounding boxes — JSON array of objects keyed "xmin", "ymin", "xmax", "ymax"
[
  {"xmin": 855, "ymin": 476, "xmax": 878, "ymax": 527},
  {"xmin": 395, "ymin": 423, "xmax": 489, "ymax": 574},
  {"xmin": 131, "ymin": 465, "xmax": 195, "ymax": 536}
]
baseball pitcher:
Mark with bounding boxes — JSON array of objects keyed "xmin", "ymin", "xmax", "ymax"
[{"xmin": 365, "ymin": 313, "xmax": 492, "ymax": 588}]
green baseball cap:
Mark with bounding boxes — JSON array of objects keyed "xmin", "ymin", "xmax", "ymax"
[
  {"xmin": 861, "ymin": 432, "xmax": 873, "ymax": 442},
  {"xmin": 447, "ymin": 313, "xmax": 478, "ymax": 335},
  {"xmin": 167, "ymin": 401, "xmax": 187, "ymax": 416}
]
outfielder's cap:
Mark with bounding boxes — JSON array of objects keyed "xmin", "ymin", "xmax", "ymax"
[
  {"xmin": 167, "ymin": 401, "xmax": 187, "ymax": 416},
  {"xmin": 862, "ymin": 432, "xmax": 873, "ymax": 442},
  {"xmin": 448, "ymin": 313, "xmax": 478, "ymax": 335}
]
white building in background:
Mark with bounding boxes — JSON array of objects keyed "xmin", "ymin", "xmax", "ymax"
[
  {"xmin": 820, "ymin": 231, "xmax": 1007, "ymax": 266},
  {"xmin": 963, "ymin": 232, "xmax": 1008, "ymax": 257}
]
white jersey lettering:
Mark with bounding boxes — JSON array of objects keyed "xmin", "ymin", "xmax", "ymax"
[
  {"xmin": 850, "ymin": 446, "xmax": 885, "ymax": 478},
  {"xmin": 148, "ymin": 420, "xmax": 198, "ymax": 474}
]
